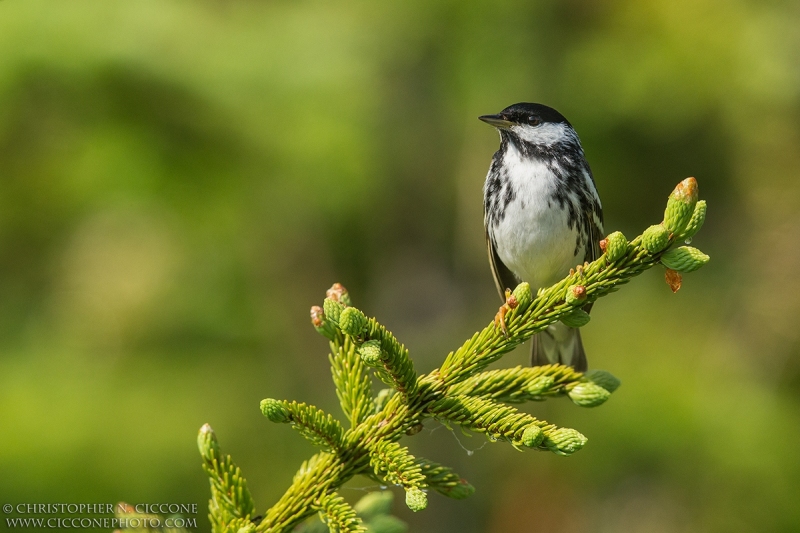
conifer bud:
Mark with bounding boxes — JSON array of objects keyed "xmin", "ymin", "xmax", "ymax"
[
  {"xmin": 260, "ymin": 399, "xmax": 290, "ymax": 423},
  {"xmin": 522, "ymin": 425, "xmax": 545, "ymax": 447},
  {"xmin": 310, "ymin": 306, "xmax": 337, "ymax": 339},
  {"xmin": 601, "ymin": 231, "xmax": 629, "ymax": 262},
  {"xmin": 544, "ymin": 428, "xmax": 588, "ymax": 456},
  {"xmin": 565, "ymin": 285, "xmax": 587, "ymax": 305},
  {"xmin": 197, "ymin": 423, "xmax": 220, "ymax": 462},
  {"xmin": 561, "ymin": 309, "xmax": 591, "ymax": 328},
  {"xmin": 310, "ymin": 306, "xmax": 325, "ymax": 328},
  {"xmin": 526, "ymin": 375, "xmax": 555, "ymax": 395},
  {"xmin": 323, "ymin": 298, "xmax": 345, "ymax": 325},
  {"xmin": 325, "ymin": 283, "xmax": 352, "ymax": 306},
  {"xmin": 642, "ymin": 224, "xmax": 671, "ymax": 254},
  {"xmin": 339, "ymin": 307, "xmax": 368, "ymax": 336},
  {"xmin": 680, "ymin": 200, "xmax": 706, "ymax": 240},
  {"xmin": 663, "ymin": 177, "xmax": 698, "ymax": 234},
  {"xmin": 568, "ymin": 381, "xmax": 612, "ymax": 407},
  {"xmin": 405, "ymin": 488, "xmax": 428, "ymax": 512},
  {"xmin": 359, "ymin": 340, "xmax": 383, "ymax": 366},
  {"xmin": 512, "ymin": 282, "xmax": 532, "ymax": 308},
  {"xmin": 660, "ymin": 246, "xmax": 710, "ymax": 272},
  {"xmin": 584, "ymin": 369, "xmax": 621, "ymax": 393}
]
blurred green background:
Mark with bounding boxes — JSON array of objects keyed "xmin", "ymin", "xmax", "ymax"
[{"xmin": 1, "ymin": 1, "xmax": 799, "ymax": 531}]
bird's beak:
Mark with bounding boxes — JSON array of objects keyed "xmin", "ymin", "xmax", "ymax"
[{"xmin": 478, "ymin": 114, "xmax": 513, "ymax": 129}]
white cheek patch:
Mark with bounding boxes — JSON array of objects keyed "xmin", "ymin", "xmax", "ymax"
[{"xmin": 510, "ymin": 122, "xmax": 577, "ymax": 146}]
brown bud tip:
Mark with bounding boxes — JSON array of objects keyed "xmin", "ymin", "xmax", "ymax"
[
  {"xmin": 507, "ymin": 294, "xmax": 519, "ymax": 309},
  {"xmin": 310, "ymin": 306, "xmax": 324, "ymax": 327},
  {"xmin": 599, "ymin": 239, "xmax": 608, "ymax": 252},
  {"xmin": 665, "ymin": 269, "xmax": 683, "ymax": 293},
  {"xmin": 671, "ymin": 177, "xmax": 699, "ymax": 203},
  {"xmin": 326, "ymin": 283, "xmax": 348, "ymax": 302},
  {"xmin": 565, "ymin": 284, "xmax": 587, "ymax": 305}
]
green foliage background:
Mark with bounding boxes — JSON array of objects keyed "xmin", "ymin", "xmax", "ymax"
[{"xmin": 0, "ymin": 1, "xmax": 798, "ymax": 531}]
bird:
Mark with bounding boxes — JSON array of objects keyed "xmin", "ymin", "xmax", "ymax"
[{"xmin": 480, "ymin": 103, "xmax": 603, "ymax": 372}]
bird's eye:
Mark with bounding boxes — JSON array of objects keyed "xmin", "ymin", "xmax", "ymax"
[{"xmin": 527, "ymin": 116, "xmax": 541, "ymax": 126}]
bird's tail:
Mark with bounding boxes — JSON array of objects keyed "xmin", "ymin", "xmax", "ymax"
[{"xmin": 530, "ymin": 323, "xmax": 588, "ymax": 372}]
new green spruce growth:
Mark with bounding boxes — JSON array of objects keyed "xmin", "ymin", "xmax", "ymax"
[
  {"xmin": 316, "ymin": 493, "xmax": 365, "ymax": 533},
  {"xmin": 322, "ymin": 298, "xmax": 345, "ymax": 328},
  {"xmin": 661, "ymin": 246, "xmax": 710, "ymax": 272},
  {"xmin": 197, "ymin": 424, "xmax": 256, "ymax": 533},
  {"xmin": 339, "ymin": 307, "xmax": 368, "ymax": 337},
  {"xmin": 298, "ymin": 492, "xmax": 409, "ymax": 533},
  {"xmin": 522, "ymin": 425, "xmax": 545, "ymax": 447},
  {"xmin": 260, "ymin": 400, "xmax": 345, "ymax": 453},
  {"xmin": 679, "ymin": 200, "xmax": 707, "ymax": 241},
  {"xmin": 600, "ymin": 231, "xmax": 628, "ymax": 262},
  {"xmin": 663, "ymin": 177, "xmax": 698, "ymax": 234},
  {"xmin": 198, "ymin": 178, "xmax": 712, "ymax": 533},
  {"xmin": 368, "ymin": 441, "xmax": 427, "ymax": 511},
  {"xmin": 416, "ymin": 459, "xmax": 475, "ymax": 499},
  {"xmin": 358, "ymin": 340, "xmax": 383, "ymax": 366},
  {"xmin": 565, "ymin": 285, "xmax": 587, "ymax": 306},
  {"xmin": 642, "ymin": 224, "xmax": 671, "ymax": 254},
  {"xmin": 544, "ymin": 428, "xmax": 589, "ymax": 456},
  {"xmin": 568, "ymin": 381, "xmax": 612, "ymax": 407},
  {"xmin": 512, "ymin": 282, "xmax": 533, "ymax": 307}
]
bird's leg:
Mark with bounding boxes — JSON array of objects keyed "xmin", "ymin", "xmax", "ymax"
[{"xmin": 494, "ymin": 288, "xmax": 519, "ymax": 337}]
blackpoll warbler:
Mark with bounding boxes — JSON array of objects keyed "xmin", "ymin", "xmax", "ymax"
[{"xmin": 481, "ymin": 103, "xmax": 603, "ymax": 371}]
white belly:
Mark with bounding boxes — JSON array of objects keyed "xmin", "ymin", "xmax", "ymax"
[
  {"xmin": 490, "ymin": 153, "xmax": 587, "ymax": 289},
  {"xmin": 493, "ymin": 197, "xmax": 582, "ymax": 289}
]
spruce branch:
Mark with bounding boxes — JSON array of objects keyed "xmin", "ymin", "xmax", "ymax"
[
  {"xmin": 368, "ymin": 441, "xmax": 428, "ymax": 511},
  {"xmin": 260, "ymin": 400, "xmax": 345, "ymax": 454},
  {"xmin": 298, "ymin": 491, "xmax": 408, "ymax": 533},
  {"xmin": 197, "ymin": 424, "xmax": 256, "ymax": 531},
  {"xmin": 416, "ymin": 459, "xmax": 475, "ymax": 500},
  {"xmin": 428, "ymin": 394, "xmax": 559, "ymax": 452},
  {"xmin": 316, "ymin": 285, "xmax": 374, "ymax": 427},
  {"xmin": 196, "ymin": 178, "xmax": 710, "ymax": 533},
  {"xmin": 450, "ymin": 364, "xmax": 619, "ymax": 408},
  {"xmin": 449, "ymin": 364, "xmax": 584, "ymax": 403},
  {"xmin": 329, "ymin": 335, "xmax": 374, "ymax": 428},
  {"xmin": 315, "ymin": 493, "xmax": 366, "ymax": 533},
  {"xmin": 321, "ymin": 285, "xmax": 417, "ymax": 398}
]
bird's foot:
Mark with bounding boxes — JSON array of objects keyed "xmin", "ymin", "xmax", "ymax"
[{"xmin": 494, "ymin": 288, "xmax": 519, "ymax": 337}]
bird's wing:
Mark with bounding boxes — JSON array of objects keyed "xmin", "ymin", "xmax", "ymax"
[
  {"xmin": 583, "ymin": 167, "xmax": 605, "ymax": 264},
  {"xmin": 580, "ymin": 178, "xmax": 604, "ymax": 319},
  {"xmin": 532, "ymin": 191, "xmax": 602, "ymax": 372},
  {"xmin": 584, "ymin": 212, "xmax": 604, "ymax": 264},
  {"xmin": 486, "ymin": 228, "xmax": 521, "ymax": 302}
]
